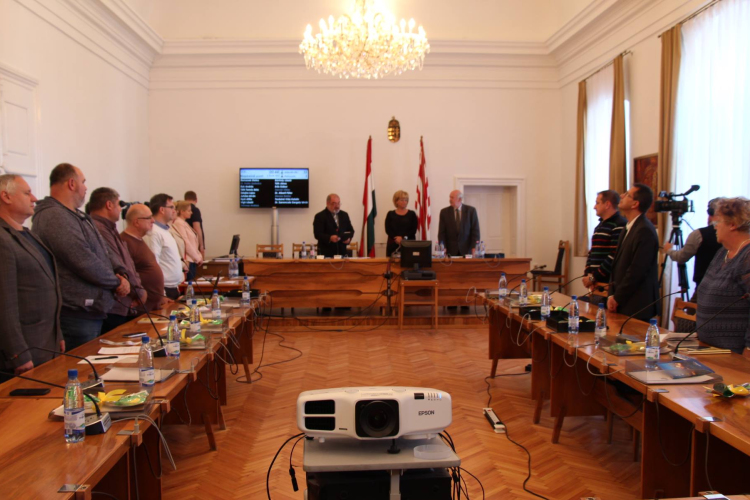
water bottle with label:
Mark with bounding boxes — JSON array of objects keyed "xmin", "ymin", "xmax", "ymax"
[
  {"xmin": 185, "ymin": 281, "xmax": 195, "ymax": 303},
  {"xmin": 519, "ymin": 279, "xmax": 528, "ymax": 305},
  {"xmin": 211, "ymin": 290, "xmax": 222, "ymax": 320},
  {"xmin": 190, "ymin": 298, "xmax": 201, "ymax": 334},
  {"xmin": 310, "ymin": 244, "xmax": 317, "ymax": 259},
  {"xmin": 439, "ymin": 242, "xmax": 446, "ymax": 258},
  {"xmin": 300, "ymin": 241, "xmax": 308, "ymax": 259},
  {"xmin": 479, "ymin": 241, "xmax": 486, "ymax": 258},
  {"xmin": 498, "ymin": 273, "xmax": 508, "ymax": 298},
  {"xmin": 473, "ymin": 240, "xmax": 480, "ymax": 257},
  {"xmin": 568, "ymin": 295, "xmax": 579, "ymax": 335},
  {"xmin": 541, "ymin": 286, "xmax": 551, "ymax": 319},
  {"xmin": 241, "ymin": 276, "xmax": 251, "ymax": 306},
  {"xmin": 64, "ymin": 369, "xmax": 85, "ymax": 443},
  {"xmin": 138, "ymin": 336, "xmax": 155, "ymax": 393},
  {"xmin": 645, "ymin": 319, "xmax": 660, "ymax": 369},
  {"xmin": 595, "ymin": 303, "xmax": 607, "ymax": 345},
  {"xmin": 166, "ymin": 314, "xmax": 180, "ymax": 358}
]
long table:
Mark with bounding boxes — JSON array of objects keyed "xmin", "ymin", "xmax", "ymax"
[
  {"xmin": 0, "ymin": 298, "xmax": 256, "ymax": 499},
  {"xmin": 239, "ymin": 257, "xmax": 531, "ymax": 308},
  {"xmin": 480, "ymin": 293, "xmax": 750, "ymax": 499}
]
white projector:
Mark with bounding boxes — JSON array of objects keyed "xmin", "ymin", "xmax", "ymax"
[{"xmin": 297, "ymin": 387, "xmax": 452, "ymax": 440}]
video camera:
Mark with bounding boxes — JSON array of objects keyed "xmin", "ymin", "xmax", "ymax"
[
  {"xmin": 119, "ymin": 200, "xmax": 150, "ymax": 220},
  {"xmin": 654, "ymin": 185, "xmax": 699, "ymax": 217}
]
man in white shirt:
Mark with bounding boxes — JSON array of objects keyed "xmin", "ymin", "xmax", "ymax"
[{"xmin": 144, "ymin": 193, "xmax": 184, "ymax": 299}]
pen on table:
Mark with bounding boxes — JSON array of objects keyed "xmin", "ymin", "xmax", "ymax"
[{"xmin": 93, "ymin": 356, "xmax": 118, "ymax": 361}]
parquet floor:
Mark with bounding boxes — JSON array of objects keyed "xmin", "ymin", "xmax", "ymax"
[{"xmin": 161, "ymin": 325, "xmax": 641, "ymax": 499}]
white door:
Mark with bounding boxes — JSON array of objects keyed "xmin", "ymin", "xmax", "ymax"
[{"xmin": 463, "ymin": 185, "xmax": 517, "ymax": 256}]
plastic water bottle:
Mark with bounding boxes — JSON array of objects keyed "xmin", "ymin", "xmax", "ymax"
[
  {"xmin": 473, "ymin": 240, "xmax": 480, "ymax": 257},
  {"xmin": 190, "ymin": 298, "xmax": 201, "ymax": 334},
  {"xmin": 595, "ymin": 303, "xmax": 607, "ymax": 345},
  {"xmin": 519, "ymin": 279, "xmax": 528, "ymax": 305},
  {"xmin": 645, "ymin": 319, "xmax": 660, "ymax": 369},
  {"xmin": 310, "ymin": 245, "xmax": 317, "ymax": 259},
  {"xmin": 138, "ymin": 336, "xmax": 155, "ymax": 393},
  {"xmin": 212, "ymin": 290, "xmax": 222, "ymax": 320},
  {"xmin": 241, "ymin": 276, "xmax": 251, "ymax": 306},
  {"xmin": 229, "ymin": 258, "xmax": 239, "ymax": 279},
  {"xmin": 185, "ymin": 281, "xmax": 195, "ymax": 303},
  {"xmin": 166, "ymin": 314, "xmax": 180, "ymax": 358},
  {"xmin": 439, "ymin": 242, "xmax": 446, "ymax": 258},
  {"xmin": 498, "ymin": 273, "xmax": 508, "ymax": 298},
  {"xmin": 541, "ymin": 286, "xmax": 551, "ymax": 319},
  {"xmin": 64, "ymin": 369, "xmax": 85, "ymax": 443},
  {"xmin": 568, "ymin": 296, "xmax": 579, "ymax": 335},
  {"xmin": 300, "ymin": 241, "xmax": 308, "ymax": 259},
  {"xmin": 479, "ymin": 241, "xmax": 485, "ymax": 258}
]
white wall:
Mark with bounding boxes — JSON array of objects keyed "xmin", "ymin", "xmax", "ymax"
[
  {"xmin": 0, "ymin": 0, "xmax": 151, "ymax": 204},
  {"xmin": 149, "ymin": 84, "xmax": 563, "ymax": 262}
]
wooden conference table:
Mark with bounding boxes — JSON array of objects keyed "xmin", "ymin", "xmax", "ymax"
[
  {"xmin": 205, "ymin": 257, "xmax": 531, "ymax": 309},
  {"xmin": 0, "ymin": 297, "xmax": 256, "ymax": 500},
  {"xmin": 480, "ymin": 292, "xmax": 750, "ymax": 499}
]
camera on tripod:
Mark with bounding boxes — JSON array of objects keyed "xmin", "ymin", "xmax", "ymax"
[{"xmin": 654, "ymin": 184, "xmax": 699, "ymax": 217}]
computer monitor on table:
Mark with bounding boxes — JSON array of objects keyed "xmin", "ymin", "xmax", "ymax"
[
  {"xmin": 400, "ymin": 240, "xmax": 432, "ymax": 270},
  {"xmin": 229, "ymin": 234, "xmax": 240, "ymax": 257}
]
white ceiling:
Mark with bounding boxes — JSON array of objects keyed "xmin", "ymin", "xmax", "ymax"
[{"xmin": 123, "ymin": 0, "xmax": 597, "ymax": 42}]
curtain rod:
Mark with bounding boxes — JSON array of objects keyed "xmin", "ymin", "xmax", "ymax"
[
  {"xmin": 659, "ymin": 0, "xmax": 722, "ymax": 37},
  {"xmin": 583, "ymin": 50, "xmax": 632, "ymax": 82}
]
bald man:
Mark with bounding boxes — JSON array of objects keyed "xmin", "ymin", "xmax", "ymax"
[
  {"xmin": 121, "ymin": 204, "xmax": 172, "ymax": 311},
  {"xmin": 32, "ymin": 163, "xmax": 130, "ymax": 350},
  {"xmin": 313, "ymin": 193, "xmax": 355, "ymax": 257},
  {"xmin": 437, "ymin": 190, "xmax": 480, "ymax": 257}
]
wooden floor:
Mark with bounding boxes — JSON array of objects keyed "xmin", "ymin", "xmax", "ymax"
[{"xmin": 161, "ymin": 324, "xmax": 641, "ymax": 499}]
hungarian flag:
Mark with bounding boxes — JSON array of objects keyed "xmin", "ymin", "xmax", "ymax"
[
  {"xmin": 359, "ymin": 136, "xmax": 377, "ymax": 257},
  {"xmin": 415, "ymin": 136, "xmax": 431, "ymax": 239}
]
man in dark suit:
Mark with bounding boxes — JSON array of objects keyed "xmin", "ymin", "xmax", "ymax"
[
  {"xmin": 313, "ymin": 194, "xmax": 355, "ymax": 257},
  {"xmin": 437, "ymin": 190, "xmax": 480, "ymax": 257},
  {"xmin": 0, "ymin": 175, "xmax": 63, "ymax": 381},
  {"xmin": 607, "ymin": 183, "xmax": 660, "ymax": 321}
]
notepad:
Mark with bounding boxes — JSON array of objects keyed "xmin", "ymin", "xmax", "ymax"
[
  {"xmin": 99, "ymin": 367, "xmax": 175, "ymax": 382},
  {"xmin": 98, "ymin": 347, "xmax": 142, "ymax": 355},
  {"xmin": 78, "ymin": 355, "xmax": 138, "ymax": 364}
]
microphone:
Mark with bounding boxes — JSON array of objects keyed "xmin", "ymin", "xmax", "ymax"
[
  {"xmin": 616, "ymin": 288, "xmax": 686, "ymax": 342},
  {"xmin": 673, "ymin": 292, "xmax": 750, "ymax": 356},
  {"xmin": 532, "ymin": 265, "xmax": 547, "ymax": 271},
  {"xmin": 548, "ymin": 274, "xmax": 588, "ymax": 296},
  {"xmin": 7, "ymin": 346, "xmax": 104, "ymax": 390},
  {"xmin": 0, "ymin": 370, "xmax": 111, "ymax": 435},
  {"xmin": 125, "ymin": 276, "xmax": 167, "ymax": 357},
  {"xmin": 682, "ymin": 184, "xmax": 700, "ymax": 196},
  {"xmin": 505, "ymin": 272, "xmax": 533, "ymax": 293}
]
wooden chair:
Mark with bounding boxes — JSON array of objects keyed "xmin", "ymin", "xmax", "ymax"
[
  {"xmin": 256, "ymin": 244, "xmax": 283, "ymax": 259},
  {"xmin": 292, "ymin": 243, "xmax": 314, "ymax": 258},
  {"xmin": 346, "ymin": 241, "xmax": 359, "ymax": 257},
  {"xmin": 671, "ymin": 298, "xmax": 697, "ymax": 332},
  {"xmin": 531, "ymin": 240, "xmax": 570, "ymax": 293}
]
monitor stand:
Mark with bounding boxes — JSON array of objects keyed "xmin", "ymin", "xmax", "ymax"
[{"xmin": 401, "ymin": 264, "xmax": 436, "ymax": 281}]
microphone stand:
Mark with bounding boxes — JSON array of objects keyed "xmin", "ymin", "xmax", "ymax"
[
  {"xmin": 615, "ymin": 289, "xmax": 686, "ymax": 343},
  {"xmin": 672, "ymin": 293, "xmax": 750, "ymax": 357},
  {"xmin": 548, "ymin": 274, "xmax": 587, "ymax": 297},
  {"xmin": 383, "ymin": 257, "xmax": 396, "ymax": 317},
  {"xmin": 126, "ymin": 277, "xmax": 167, "ymax": 357},
  {"xmin": 9, "ymin": 346, "xmax": 104, "ymax": 390}
]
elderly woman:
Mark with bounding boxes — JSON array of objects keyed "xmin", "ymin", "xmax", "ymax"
[
  {"xmin": 172, "ymin": 200, "xmax": 203, "ymax": 281},
  {"xmin": 385, "ymin": 190, "xmax": 419, "ymax": 257},
  {"xmin": 696, "ymin": 197, "xmax": 750, "ymax": 356}
]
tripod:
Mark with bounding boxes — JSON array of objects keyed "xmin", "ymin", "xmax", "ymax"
[{"xmin": 659, "ymin": 211, "xmax": 690, "ymax": 301}]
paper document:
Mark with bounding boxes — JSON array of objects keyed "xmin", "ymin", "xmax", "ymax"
[
  {"xmin": 100, "ymin": 367, "xmax": 175, "ymax": 382},
  {"xmin": 98, "ymin": 347, "xmax": 142, "ymax": 355},
  {"xmin": 100, "ymin": 339, "xmax": 141, "ymax": 346},
  {"xmin": 78, "ymin": 355, "xmax": 138, "ymax": 364}
]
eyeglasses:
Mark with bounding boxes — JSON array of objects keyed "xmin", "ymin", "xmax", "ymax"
[
  {"xmin": 165, "ymin": 205, "xmax": 175, "ymax": 210},
  {"xmin": 137, "ymin": 216, "xmax": 154, "ymax": 221}
]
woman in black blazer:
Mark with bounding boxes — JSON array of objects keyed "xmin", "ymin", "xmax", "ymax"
[{"xmin": 385, "ymin": 190, "xmax": 418, "ymax": 256}]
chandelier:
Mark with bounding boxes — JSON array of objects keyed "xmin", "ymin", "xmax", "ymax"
[{"xmin": 299, "ymin": 0, "xmax": 430, "ymax": 80}]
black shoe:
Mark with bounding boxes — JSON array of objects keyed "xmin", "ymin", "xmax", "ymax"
[
  {"xmin": 460, "ymin": 306, "xmax": 470, "ymax": 311},
  {"xmin": 321, "ymin": 307, "xmax": 332, "ymax": 312},
  {"xmin": 447, "ymin": 306, "xmax": 458, "ymax": 310}
]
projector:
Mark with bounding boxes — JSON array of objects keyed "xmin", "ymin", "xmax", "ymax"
[{"xmin": 297, "ymin": 387, "xmax": 452, "ymax": 440}]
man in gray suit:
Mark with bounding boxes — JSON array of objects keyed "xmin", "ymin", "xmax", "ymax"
[
  {"xmin": 0, "ymin": 175, "xmax": 63, "ymax": 380},
  {"xmin": 437, "ymin": 190, "xmax": 481, "ymax": 257}
]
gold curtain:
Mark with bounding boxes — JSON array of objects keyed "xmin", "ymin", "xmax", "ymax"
[
  {"xmin": 658, "ymin": 25, "xmax": 682, "ymax": 324},
  {"xmin": 609, "ymin": 55, "xmax": 627, "ymax": 194},
  {"xmin": 574, "ymin": 80, "xmax": 589, "ymax": 257}
]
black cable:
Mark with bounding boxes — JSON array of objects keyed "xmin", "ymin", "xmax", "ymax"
[
  {"xmin": 459, "ymin": 467, "xmax": 485, "ymax": 500},
  {"xmin": 132, "ymin": 444, "xmax": 140, "ymax": 500},
  {"xmin": 704, "ymin": 427, "xmax": 714, "ymax": 492},
  {"xmin": 484, "ymin": 372, "xmax": 530, "ymax": 407},
  {"xmin": 142, "ymin": 435, "xmax": 163, "ymax": 479},
  {"xmin": 654, "ymin": 401, "xmax": 694, "ymax": 467},
  {"xmin": 573, "ymin": 358, "xmax": 598, "ymax": 396},
  {"xmin": 602, "ymin": 380, "xmax": 644, "ymax": 419},
  {"xmin": 267, "ymin": 432, "xmax": 306, "ymax": 499},
  {"xmin": 503, "ymin": 422, "xmax": 550, "ymax": 500}
]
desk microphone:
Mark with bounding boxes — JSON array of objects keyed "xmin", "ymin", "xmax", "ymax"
[
  {"xmin": 126, "ymin": 277, "xmax": 167, "ymax": 357},
  {"xmin": 0, "ymin": 370, "xmax": 111, "ymax": 435},
  {"xmin": 548, "ymin": 274, "xmax": 587, "ymax": 296},
  {"xmin": 673, "ymin": 292, "xmax": 750, "ymax": 357},
  {"xmin": 615, "ymin": 288, "xmax": 686, "ymax": 342},
  {"xmin": 7, "ymin": 346, "xmax": 104, "ymax": 390},
  {"xmin": 506, "ymin": 272, "xmax": 533, "ymax": 294}
]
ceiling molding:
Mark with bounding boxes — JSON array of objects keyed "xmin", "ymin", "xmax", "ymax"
[
  {"xmin": 545, "ymin": 0, "xmax": 619, "ymax": 52},
  {"xmin": 0, "ymin": 62, "xmax": 40, "ymax": 89}
]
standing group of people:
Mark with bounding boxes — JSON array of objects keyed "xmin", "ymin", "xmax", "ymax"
[
  {"xmin": 0, "ymin": 163, "xmax": 207, "ymax": 379},
  {"xmin": 581, "ymin": 183, "xmax": 750, "ymax": 355}
]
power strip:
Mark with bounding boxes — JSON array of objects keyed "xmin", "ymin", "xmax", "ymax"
[{"xmin": 483, "ymin": 408, "xmax": 506, "ymax": 433}]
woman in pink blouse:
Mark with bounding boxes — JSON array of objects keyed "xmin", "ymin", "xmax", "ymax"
[{"xmin": 172, "ymin": 200, "xmax": 203, "ymax": 281}]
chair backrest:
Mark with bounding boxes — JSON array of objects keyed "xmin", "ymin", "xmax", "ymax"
[
  {"xmin": 292, "ymin": 243, "xmax": 314, "ymax": 258},
  {"xmin": 347, "ymin": 241, "xmax": 359, "ymax": 257},
  {"xmin": 256, "ymin": 244, "xmax": 283, "ymax": 258},
  {"xmin": 672, "ymin": 298, "xmax": 697, "ymax": 332},
  {"xmin": 553, "ymin": 240, "xmax": 568, "ymax": 274}
]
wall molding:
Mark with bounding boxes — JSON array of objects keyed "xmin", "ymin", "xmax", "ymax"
[{"xmin": 0, "ymin": 62, "xmax": 39, "ymax": 90}]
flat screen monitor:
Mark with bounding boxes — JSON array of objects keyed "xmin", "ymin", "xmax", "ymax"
[
  {"xmin": 400, "ymin": 240, "xmax": 432, "ymax": 269},
  {"xmin": 229, "ymin": 234, "xmax": 240, "ymax": 256},
  {"xmin": 239, "ymin": 168, "xmax": 309, "ymax": 208}
]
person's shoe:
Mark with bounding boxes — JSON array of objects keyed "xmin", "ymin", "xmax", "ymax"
[
  {"xmin": 460, "ymin": 306, "xmax": 470, "ymax": 311},
  {"xmin": 447, "ymin": 306, "xmax": 458, "ymax": 310}
]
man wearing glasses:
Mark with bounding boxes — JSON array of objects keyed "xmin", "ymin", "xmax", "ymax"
[
  {"xmin": 32, "ymin": 163, "xmax": 130, "ymax": 349},
  {"xmin": 121, "ymin": 204, "xmax": 172, "ymax": 311},
  {"xmin": 144, "ymin": 193, "xmax": 184, "ymax": 300}
]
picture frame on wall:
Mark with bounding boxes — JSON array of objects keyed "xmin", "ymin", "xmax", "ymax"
[{"xmin": 634, "ymin": 153, "xmax": 658, "ymax": 227}]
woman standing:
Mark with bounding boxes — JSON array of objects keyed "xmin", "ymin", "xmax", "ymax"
[
  {"xmin": 385, "ymin": 190, "xmax": 418, "ymax": 257},
  {"xmin": 696, "ymin": 197, "xmax": 750, "ymax": 356},
  {"xmin": 172, "ymin": 200, "xmax": 203, "ymax": 281}
]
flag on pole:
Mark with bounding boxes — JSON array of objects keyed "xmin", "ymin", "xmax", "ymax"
[
  {"xmin": 415, "ymin": 136, "xmax": 431, "ymax": 240},
  {"xmin": 359, "ymin": 136, "xmax": 377, "ymax": 257}
]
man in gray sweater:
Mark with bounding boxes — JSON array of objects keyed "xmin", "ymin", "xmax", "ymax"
[{"xmin": 32, "ymin": 163, "xmax": 130, "ymax": 350}]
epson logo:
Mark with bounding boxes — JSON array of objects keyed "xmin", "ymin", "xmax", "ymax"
[{"xmin": 418, "ymin": 410, "xmax": 435, "ymax": 416}]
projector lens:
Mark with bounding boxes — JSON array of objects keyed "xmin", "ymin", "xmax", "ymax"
[{"xmin": 356, "ymin": 400, "xmax": 399, "ymax": 438}]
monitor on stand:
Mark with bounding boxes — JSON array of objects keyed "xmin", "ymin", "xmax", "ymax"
[
  {"xmin": 400, "ymin": 240, "xmax": 436, "ymax": 280},
  {"xmin": 229, "ymin": 234, "xmax": 240, "ymax": 257}
]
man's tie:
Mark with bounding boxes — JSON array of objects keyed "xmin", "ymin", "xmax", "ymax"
[
  {"xmin": 455, "ymin": 208, "xmax": 461, "ymax": 231},
  {"xmin": 333, "ymin": 212, "xmax": 339, "ymax": 229}
]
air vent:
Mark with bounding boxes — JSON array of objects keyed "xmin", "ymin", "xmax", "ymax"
[
  {"xmin": 305, "ymin": 400, "xmax": 335, "ymax": 415},
  {"xmin": 305, "ymin": 416, "xmax": 335, "ymax": 431}
]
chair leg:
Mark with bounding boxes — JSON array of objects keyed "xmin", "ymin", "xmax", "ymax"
[{"xmin": 606, "ymin": 410, "xmax": 614, "ymax": 444}]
